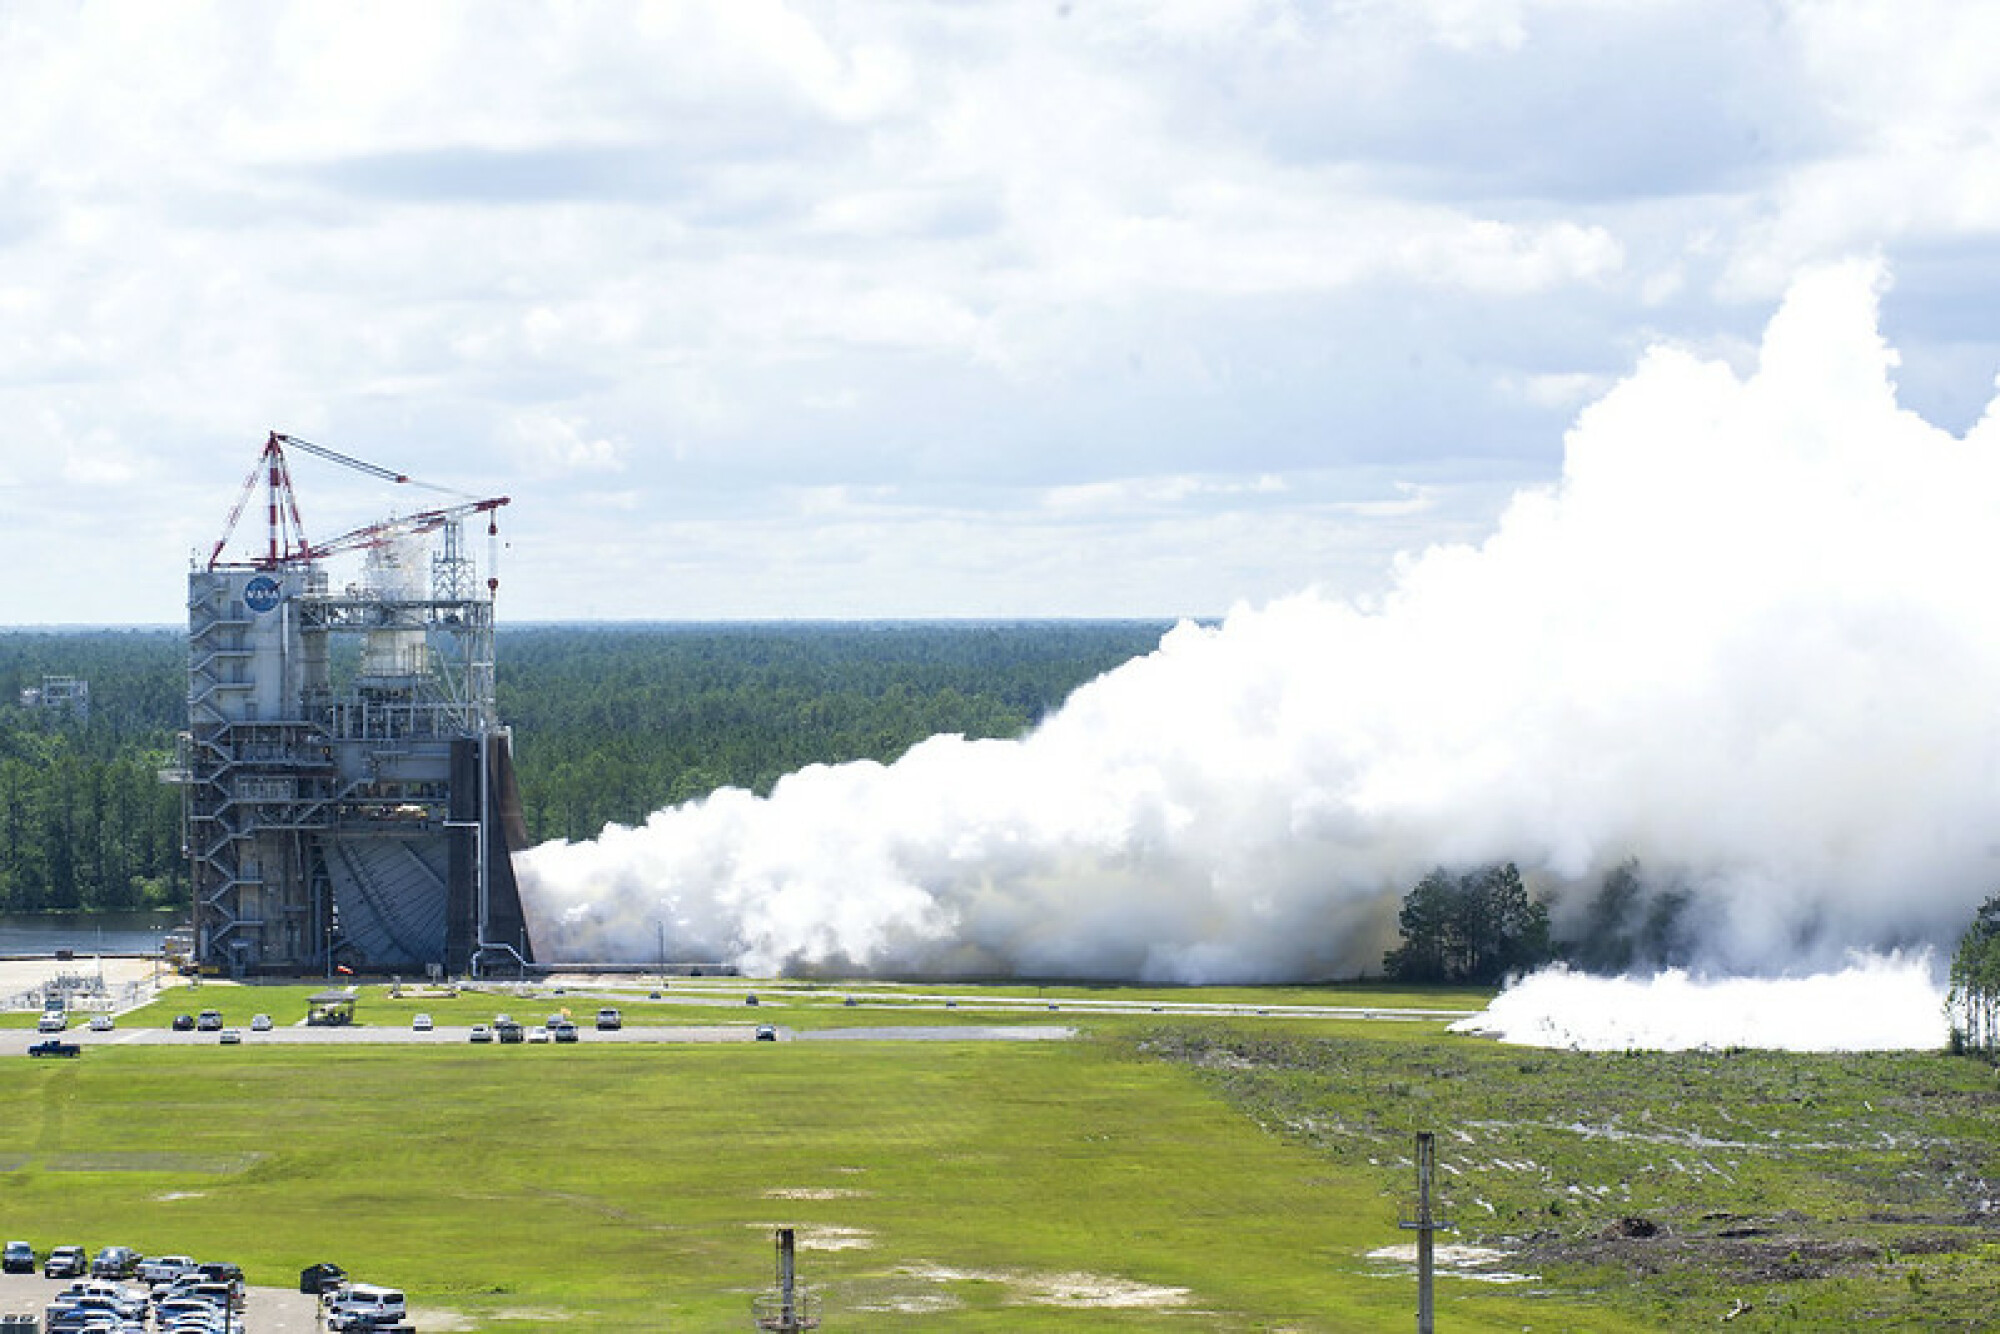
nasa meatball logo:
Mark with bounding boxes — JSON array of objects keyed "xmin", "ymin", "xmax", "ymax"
[{"xmin": 243, "ymin": 575, "xmax": 282, "ymax": 613}]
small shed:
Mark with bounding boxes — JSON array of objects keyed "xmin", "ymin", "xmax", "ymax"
[{"xmin": 307, "ymin": 988, "xmax": 358, "ymax": 1026}]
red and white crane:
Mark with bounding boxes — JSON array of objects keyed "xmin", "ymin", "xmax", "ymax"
[{"xmin": 205, "ymin": 431, "xmax": 509, "ymax": 594}]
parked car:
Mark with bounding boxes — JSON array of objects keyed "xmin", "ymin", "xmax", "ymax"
[
  {"xmin": 88, "ymin": 1014, "xmax": 114, "ymax": 1032},
  {"xmin": 552, "ymin": 1020, "xmax": 579, "ymax": 1043},
  {"xmin": 744, "ymin": 993, "xmax": 759, "ymax": 1006},
  {"xmin": 544, "ymin": 1013, "xmax": 565, "ymax": 1030},
  {"xmin": 299, "ymin": 1261, "xmax": 347, "ymax": 1295},
  {"xmin": 154, "ymin": 1296, "xmax": 233, "ymax": 1328},
  {"xmin": 411, "ymin": 1013, "xmax": 433, "ymax": 1032},
  {"xmin": 217, "ymin": 1029, "xmax": 241, "ymax": 1045},
  {"xmin": 495, "ymin": 1020, "xmax": 524, "ymax": 1044},
  {"xmin": 44, "ymin": 1290, "xmax": 145, "ymax": 1328},
  {"xmin": 755, "ymin": 1024, "xmax": 777, "ymax": 1041},
  {"xmin": 468, "ymin": 1024, "xmax": 492, "ymax": 1044},
  {"xmin": 138, "ymin": 1254, "xmax": 198, "ymax": 1285},
  {"xmin": 30, "ymin": 1038, "xmax": 82, "ymax": 1058},
  {"xmin": 595, "ymin": 1007, "xmax": 622, "ymax": 1030},
  {"xmin": 195, "ymin": 1010, "xmax": 223, "ymax": 1032},
  {"xmin": 171, "ymin": 1014, "xmax": 195, "ymax": 1032},
  {"xmin": 250, "ymin": 1014, "xmax": 273, "ymax": 1032},
  {"xmin": 326, "ymin": 1283, "xmax": 407, "ymax": 1328},
  {"xmin": 90, "ymin": 1245, "xmax": 141, "ymax": 1279},
  {"xmin": 46, "ymin": 1245, "xmax": 88, "ymax": 1278},
  {"xmin": 39, "ymin": 1010, "xmax": 68, "ymax": 1032},
  {"xmin": 154, "ymin": 1297, "xmax": 228, "ymax": 1330},
  {"xmin": 527, "ymin": 1027, "xmax": 550, "ymax": 1044},
  {"xmin": 2, "ymin": 1240, "xmax": 33, "ymax": 1273}
]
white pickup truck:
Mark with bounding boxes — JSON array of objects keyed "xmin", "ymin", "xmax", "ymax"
[{"xmin": 137, "ymin": 1253, "xmax": 198, "ymax": 1286}]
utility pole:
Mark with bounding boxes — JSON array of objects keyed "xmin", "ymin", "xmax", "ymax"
[
  {"xmin": 1399, "ymin": 1131, "xmax": 1453, "ymax": 1333},
  {"xmin": 752, "ymin": 1226, "xmax": 819, "ymax": 1331}
]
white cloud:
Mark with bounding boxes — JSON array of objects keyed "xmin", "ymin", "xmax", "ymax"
[
  {"xmin": 0, "ymin": 2, "xmax": 1997, "ymax": 622},
  {"xmin": 503, "ymin": 413, "xmax": 629, "ymax": 478}
]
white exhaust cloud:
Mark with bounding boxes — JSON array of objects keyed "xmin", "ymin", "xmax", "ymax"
[
  {"xmin": 1450, "ymin": 955, "xmax": 1949, "ymax": 1052},
  {"xmin": 517, "ymin": 260, "xmax": 2000, "ymax": 998}
]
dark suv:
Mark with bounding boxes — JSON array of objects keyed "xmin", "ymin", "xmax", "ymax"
[
  {"xmin": 90, "ymin": 1245, "xmax": 141, "ymax": 1279},
  {"xmin": 1, "ymin": 1240, "xmax": 31, "ymax": 1273},
  {"xmin": 299, "ymin": 1261, "xmax": 347, "ymax": 1295}
]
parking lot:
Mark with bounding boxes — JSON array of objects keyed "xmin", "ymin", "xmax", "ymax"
[{"xmin": 0, "ymin": 1270, "xmax": 323, "ymax": 1333}]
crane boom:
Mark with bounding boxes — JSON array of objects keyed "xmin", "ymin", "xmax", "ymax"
[
  {"xmin": 205, "ymin": 430, "xmax": 507, "ymax": 575},
  {"xmin": 272, "ymin": 432, "xmax": 411, "ymax": 486},
  {"xmin": 310, "ymin": 496, "xmax": 511, "ymax": 561}
]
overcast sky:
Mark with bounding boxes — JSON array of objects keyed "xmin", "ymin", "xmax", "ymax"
[{"xmin": 4, "ymin": 0, "xmax": 1999, "ymax": 624}]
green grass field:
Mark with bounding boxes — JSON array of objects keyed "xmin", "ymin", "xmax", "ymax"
[{"xmin": 6, "ymin": 980, "xmax": 1999, "ymax": 1331}]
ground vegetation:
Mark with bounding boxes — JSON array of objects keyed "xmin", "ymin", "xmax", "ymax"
[{"xmin": 8, "ymin": 984, "xmax": 1999, "ymax": 1330}]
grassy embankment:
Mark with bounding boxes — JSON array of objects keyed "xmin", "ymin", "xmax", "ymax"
[{"xmin": 5, "ymin": 980, "xmax": 1998, "ymax": 1330}]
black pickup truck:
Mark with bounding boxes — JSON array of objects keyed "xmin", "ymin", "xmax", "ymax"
[{"xmin": 28, "ymin": 1039, "xmax": 81, "ymax": 1058}]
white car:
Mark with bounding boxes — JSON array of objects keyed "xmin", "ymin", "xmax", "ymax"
[
  {"xmin": 87, "ymin": 1015, "xmax": 114, "ymax": 1032},
  {"xmin": 411, "ymin": 1013, "xmax": 433, "ymax": 1032},
  {"xmin": 250, "ymin": 1014, "xmax": 273, "ymax": 1032},
  {"xmin": 37, "ymin": 1011, "xmax": 67, "ymax": 1033},
  {"xmin": 137, "ymin": 1254, "xmax": 198, "ymax": 1285},
  {"xmin": 326, "ymin": 1284, "xmax": 407, "ymax": 1328}
]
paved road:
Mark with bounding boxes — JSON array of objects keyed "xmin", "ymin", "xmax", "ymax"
[
  {"xmin": 0, "ymin": 1271, "xmax": 321, "ymax": 1333},
  {"xmin": 0, "ymin": 1020, "xmax": 1082, "ymax": 1054}
]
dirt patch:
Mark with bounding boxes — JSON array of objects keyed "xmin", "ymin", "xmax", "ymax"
[
  {"xmin": 1365, "ymin": 1243, "xmax": 1537, "ymax": 1284},
  {"xmin": 746, "ymin": 1222, "xmax": 875, "ymax": 1251},
  {"xmin": 763, "ymin": 1187, "xmax": 867, "ymax": 1200},
  {"xmin": 899, "ymin": 1262, "xmax": 1192, "ymax": 1309}
]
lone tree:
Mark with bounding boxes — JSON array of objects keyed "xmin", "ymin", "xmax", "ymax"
[
  {"xmin": 1948, "ymin": 892, "xmax": 2000, "ymax": 1056},
  {"xmin": 1382, "ymin": 861, "xmax": 1552, "ymax": 985}
]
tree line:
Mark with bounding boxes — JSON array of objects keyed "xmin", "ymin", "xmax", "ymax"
[
  {"xmin": 498, "ymin": 622, "xmax": 1174, "ymax": 841},
  {"xmin": 1949, "ymin": 893, "xmax": 2000, "ymax": 1056},
  {"xmin": 0, "ymin": 631, "xmax": 189, "ymax": 914},
  {"xmin": 1379, "ymin": 857, "xmax": 1700, "ymax": 985},
  {"xmin": 0, "ymin": 622, "xmax": 1172, "ymax": 913}
]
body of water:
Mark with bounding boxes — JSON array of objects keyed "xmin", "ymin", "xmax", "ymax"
[{"xmin": 0, "ymin": 910, "xmax": 181, "ymax": 956}]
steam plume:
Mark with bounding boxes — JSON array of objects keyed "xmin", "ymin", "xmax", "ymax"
[
  {"xmin": 1451, "ymin": 955, "xmax": 1947, "ymax": 1052},
  {"xmin": 518, "ymin": 262, "xmax": 2000, "ymax": 987}
]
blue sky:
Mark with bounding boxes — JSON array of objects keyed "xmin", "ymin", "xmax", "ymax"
[{"xmin": 4, "ymin": 0, "xmax": 1998, "ymax": 623}]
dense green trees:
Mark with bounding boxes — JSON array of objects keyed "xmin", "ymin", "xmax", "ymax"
[
  {"xmin": 1380, "ymin": 858, "xmax": 1710, "ymax": 983},
  {"xmin": 498, "ymin": 622, "xmax": 1169, "ymax": 842},
  {"xmin": 0, "ymin": 621, "xmax": 1171, "ymax": 912},
  {"xmin": 0, "ymin": 631, "xmax": 187, "ymax": 913},
  {"xmin": 1948, "ymin": 892, "xmax": 2000, "ymax": 1055},
  {"xmin": 1380, "ymin": 862, "xmax": 1553, "ymax": 984}
]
